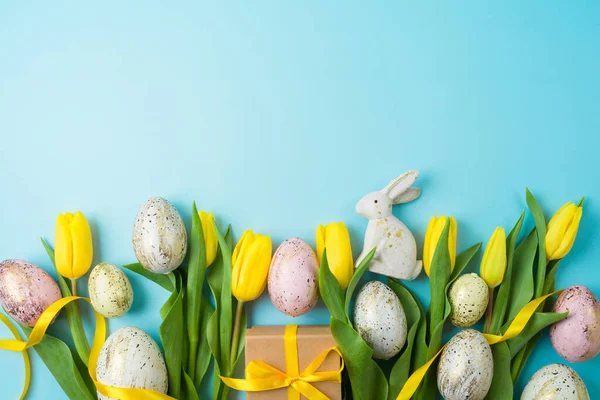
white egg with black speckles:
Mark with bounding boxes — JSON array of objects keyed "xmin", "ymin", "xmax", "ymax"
[
  {"xmin": 521, "ymin": 364, "xmax": 589, "ymax": 400},
  {"xmin": 437, "ymin": 329, "xmax": 493, "ymax": 400},
  {"xmin": 449, "ymin": 273, "xmax": 489, "ymax": 328},
  {"xmin": 353, "ymin": 281, "xmax": 407, "ymax": 360},
  {"xmin": 88, "ymin": 263, "xmax": 133, "ymax": 319},
  {"xmin": 133, "ymin": 197, "xmax": 187, "ymax": 274},
  {"xmin": 96, "ymin": 326, "xmax": 168, "ymax": 400}
]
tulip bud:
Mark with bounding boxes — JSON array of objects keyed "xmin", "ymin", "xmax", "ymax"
[
  {"xmin": 480, "ymin": 227, "xmax": 507, "ymax": 288},
  {"xmin": 545, "ymin": 201, "xmax": 583, "ymax": 261},
  {"xmin": 423, "ymin": 216, "xmax": 457, "ymax": 276},
  {"xmin": 232, "ymin": 230, "xmax": 273, "ymax": 302},
  {"xmin": 316, "ymin": 222, "xmax": 353, "ymax": 289},
  {"xmin": 199, "ymin": 211, "xmax": 218, "ymax": 266},
  {"xmin": 55, "ymin": 211, "xmax": 93, "ymax": 279}
]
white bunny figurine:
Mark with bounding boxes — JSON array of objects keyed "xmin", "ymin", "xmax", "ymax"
[{"xmin": 355, "ymin": 170, "xmax": 422, "ymax": 280}]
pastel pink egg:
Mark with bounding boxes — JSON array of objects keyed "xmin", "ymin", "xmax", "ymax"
[
  {"xmin": 0, "ymin": 259, "xmax": 62, "ymax": 327},
  {"xmin": 550, "ymin": 285, "xmax": 600, "ymax": 362},
  {"xmin": 268, "ymin": 238, "xmax": 319, "ymax": 317}
]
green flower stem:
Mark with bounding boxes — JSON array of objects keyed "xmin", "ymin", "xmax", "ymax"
[
  {"xmin": 230, "ymin": 301, "xmax": 244, "ymax": 366},
  {"xmin": 484, "ymin": 287, "xmax": 494, "ymax": 333},
  {"xmin": 69, "ymin": 278, "xmax": 91, "ymax": 365}
]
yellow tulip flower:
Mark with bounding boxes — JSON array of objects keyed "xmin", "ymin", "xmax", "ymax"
[
  {"xmin": 199, "ymin": 211, "xmax": 218, "ymax": 266},
  {"xmin": 480, "ymin": 227, "xmax": 507, "ymax": 289},
  {"xmin": 316, "ymin": 222, "xmax": 353, "ymax": 289},
  {"xmin": 545, "ymin": 202, "xmax": 583, "ymax": 261},
  {"xmin": 232, "ymin": 230, "xmax": 273, "ymax": 302},
  {"xmin": 423, "ymin": 216, "xmax": 457, "ymax": 276},
  {"xmin": 55, "ymin": 211, "xmax": 93, "ymax": 280}
]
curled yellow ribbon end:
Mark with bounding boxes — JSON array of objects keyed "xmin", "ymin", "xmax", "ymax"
[
  {"xmin": 0, "ymin": 314, "xmax": 30, "ymax": 400},
  {"xmin": 221, "ymin": 324, "xmax": 343, "ymax": 400},
  {"xmin": 396, "ymin": 290, "xmax": 564, "ymax": 400},
  {"xmin": 0, "ymin": 296, "xmax": 177, "ymax": 400}
]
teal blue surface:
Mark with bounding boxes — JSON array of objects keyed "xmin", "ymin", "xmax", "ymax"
[{"xmin": 1, "ymin": 1, "xmax": 599, "ymax": 398}]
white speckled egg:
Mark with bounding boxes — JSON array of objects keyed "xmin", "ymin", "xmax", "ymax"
[
  {"xmin": 521, "ymin": 364, "xmax": 589, "ymax": 400},
  {"xmin": 353, "ymin": 281, "xmax": 407, "ymax": 360},
  {"xmin": 0, "ymin": 259, "xmax": 62, "ymax": 327},
  {"xmin": 437, "ymin": 329, "xmax": 493, "ymax": 400},
  {"xmin": 132, "ymin": 197, "xmax": 187, "ymax": 274},
  {"xmin": 96, "ymin": 326, "xmax": 168, "ymax": 400},
  {"xmin": 449, "ymin": 273, "xmax": 489, "ymax": 328},
  {"xmin": 88, "ymin": 263, "xmax": 133, "ymax": 318},
  {"xmin": 268, "ymin": 238, "xmax": 319, "ymax": 317},
  {"xmin": 550, "ymin": 285, "xmax": 600, "ymax": 362}
]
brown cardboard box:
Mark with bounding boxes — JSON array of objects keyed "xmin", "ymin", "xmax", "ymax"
[{"xmin": 244, "ymin": 325, "xmax": 342, "ymax": 400}]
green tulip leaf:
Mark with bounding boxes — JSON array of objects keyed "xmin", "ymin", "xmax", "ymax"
[
  {"xmin": 122, "ymin": 262, "xmax": 175, "ymax": 292},
  {"xmin": 485, "ymin": 341, "xmax": 513, "ymax": 400},
  {"xmin": 207, "ymin": 226, "xmax": 233, "ymax": 400},
  {"xmin": 182, "ymin": 371, "xmax": 201, "ymax": 400},
  {"xmin": 511, "ymin": 334, "xmax": 540, "ymax": 382},
  {"xmin": 387, "ymin": 280, "xmax": 423, "ymax": 400},
  {"xmin": 506, "ymin": 312, "xmax": 567, "ymax": 357},
  {"xmin": 21, "ymin": 326, "xmax": 95, "ymax": 400},
  {"xmin": 506, "ymin": 229, "xmax": 537, "ymax": 323},
  {"xmin": 428, "ymin": 221, "xmax": 451, "ymax": 335},
  {"xmin": 344, "ymin": 248, "xmax": 376, "ymax": 317},
  {"xmin": 158, "ymin": 272, "xmax": 185, "ymax": 398},
  {"xmin": 543, "ymin": 260, "xmax": 561, "ymax": 297},
  {"xmin": 214, "ymin": 223, "xmax": 234, "ymax": 377},
  {"xmin": 526, "ymin": 189, "xmax": 547, "ymax": 298},
  {"xmin": 318, "ymin": 249, "xmax": 347, "ymax": 323},
  {"xmin": 41, "ymin": 238, "xmax": 91, "ymax": 365},
  {"xmin": 186, "ymin": 202, "xmax": 208, "ymax": 381},
  {"xmin": 194, "ymin": 296, "xmax": 215, "ymax": 387},
  {"xmin": 490, "ymin": 212, "xmax": 525, "ymax": 334},
  {"xmin": 331, "ymin": 317, "xmax": 389, "ymax": 400}
]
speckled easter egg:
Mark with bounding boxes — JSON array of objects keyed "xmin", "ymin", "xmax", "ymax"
[
  {"xmin": 88, "ymin": 263, "xmax": 133, "ymax": 319},
  {"xmin": 448, "ymin": 273, "xmax": 489, "ymax": 328},
  {"xmin": 96, "ymin": 326, "xmax": 168, "ymax": 400},
  {"xmin": 437, "ymin": 329, "xmax": 493, "ymax": 400},
  {"xmin": 550, "ymin": 285, "xmax": 600, "ymax": 362},
  {"xmin": 353, "ymin": 281, "xmax": 407, "ymax": 360},
  {"xmin": 268, "ymin": 238, "xmax": 319, "ymax": 317},
  {"xmin": 0, "ymin": 260, "xmax": 62, "ymax": 327},
  {"xmin": 521, "ymin": 364, "xmax": 589, "ymax": 400},
  {"xmin": 132, "ymin": 197, "xmax": 187, "ymax": 274}
]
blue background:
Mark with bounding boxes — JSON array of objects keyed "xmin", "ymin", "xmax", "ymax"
[{"xmin": 1, "ymin": 1, "xmax": 599, "ymax": 398}]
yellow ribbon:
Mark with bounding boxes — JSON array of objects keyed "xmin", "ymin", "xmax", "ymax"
[
  {"xmin": 0, "ymin": 296, "xmax": 176, "ymax": 400},
  {"xmin": 0, "ymin": 314, "xmax": 30, "ymax": 400},
  {"xmin": 221, "ymin": 324, "xmax": 344, "ymax": 400},
  {"xmin": 396, "ymin": 290, "xmax": 563, "ymax": 400}
]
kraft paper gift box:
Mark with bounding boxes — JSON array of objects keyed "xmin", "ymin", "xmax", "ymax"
[{"xmin": 242, "ymin": 325, "xmax": 342, "ymax": 400}]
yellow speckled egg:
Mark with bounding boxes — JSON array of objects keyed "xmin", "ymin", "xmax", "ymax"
[
  {"xmin": 521, "ymin": 364, "xmax": 589, "ymax": 400},
  {"xmin": 448, "ymin": 273, "xmax": 489, "ymax": 328},
  {"xmin": 88, "ymin": 263, "xmax": 133, "ymax": 319}
]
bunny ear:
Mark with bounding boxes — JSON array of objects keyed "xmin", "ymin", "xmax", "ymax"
[
  {"xmin": 383, "ymin": 170, "xmax": 419, "ymax": 202},
  {"xmin": 392, "ymin": 187, "xmax": 421, "ymax": 204}
]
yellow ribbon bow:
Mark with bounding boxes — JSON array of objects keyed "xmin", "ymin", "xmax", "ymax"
[
  {"xmin": 221, "ymin": 324, "xmax": 344, "ymax": 400},
  {"xmin": 396, "ymin": 290, "xmax": 564, "ymax": 400},
  {"xmin": 0, "ymin": 296, "xmax": 176, "ymax": 400}
]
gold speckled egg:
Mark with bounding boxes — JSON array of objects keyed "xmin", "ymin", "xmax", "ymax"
[
  {"xmin": 88, "ymin": 263, "xmax": 133, "ymax": 319},
  {"xmin": 448, "ymin": 273, "xmax": 489, "ymax": 328}
]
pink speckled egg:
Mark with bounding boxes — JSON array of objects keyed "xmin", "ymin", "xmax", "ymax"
[
  {"xmin": 550, "ymin": 285, "xmax": 600, "ymax": 362},
  {"xmin": 0, "ymin": 260, "xmax": 62, "ymax": 327},
  {"xmin": 268, "ymin": 238, "xmax": 319, "ymax": 317}
]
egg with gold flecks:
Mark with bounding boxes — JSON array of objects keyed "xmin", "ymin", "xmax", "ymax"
[
  {"xmin": 437, "ymin": 329, "xmax": 493, "ymax": 400},
  {"xmin": 96, "ymin": 326, "xmax": 168, "ymax": 400},
  {"xmin": 132, "ymin": 197, "xmax": 187, "ymax": 274},
  {"xmin": 353, "ymin": 280, "xmax": 407, "ymax": 360},
  {"xmin": 88, "ymin": 263, "xmax": 133, "ymax": 319}
]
